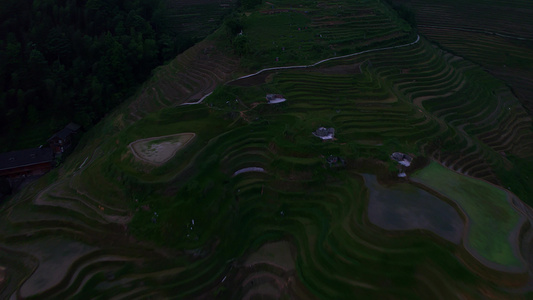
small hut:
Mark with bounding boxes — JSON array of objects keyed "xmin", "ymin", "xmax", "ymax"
[
  {"xmin": 390, "ymin": 152, "xmax": 412, "ymax": 167},
  {"xmin": 313, "ymin": 127, "xmax": 335, "ymax": 140},
  {"xmin": 266, "ymin": 94, "xmax": 286, "ymax": 104},
  {"xmin": 326, "ymin": 155, "xmax": 345, "ymax": 168},
  {"xmin": 48, "ymin": 123, "xmax": 81, "ymax": 154}
]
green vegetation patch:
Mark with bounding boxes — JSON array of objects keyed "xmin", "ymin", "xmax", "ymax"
[
  {"xmin": 411, "ymin": 161, "xmax": 523, "ymax": 267},
  {"xmin": 244, "ymin": 11, "xmax": 315, "ymax": 64},
  {"xmin": 228, "ymin": 0, "xmax": 413, "ymax": 69}
]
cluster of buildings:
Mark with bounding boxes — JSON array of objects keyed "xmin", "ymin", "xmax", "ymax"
[
  {"xmin": 265, "ymin": 93, "xmax": 342, "ymax": 166},
  {"xmin": 0, "ymin": 123, "xmax": 80, "ymax": 181},
  {"xmin": 266, "ymin": 94, "xmax": 336, "ymax": 140},
  {"xmin": 390, "ymin": 152, "xmax": 413, "ymax": 177}
]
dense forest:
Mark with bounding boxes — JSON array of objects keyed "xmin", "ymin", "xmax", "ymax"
[{"xmin": 0, "ymin": 0, "xmax": 225, "ymax": 151}]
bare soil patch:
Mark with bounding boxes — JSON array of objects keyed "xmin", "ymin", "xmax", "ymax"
[
  {"xmin": 245, "ymin": 241, "xmax": 295, "ymax": 271},
  {"xmin": 129, "ymin": 133, "xmax": 195, "ymax": 165},
  {"xmin": 311, "ymin": 62, "xmax": 362, "ymax": 75},
  {"xmin": 18, "ymin": 237, "xmax": 97, "ymax": 298},
  {"xmin": 228, "ymin": 70, "xmax": 277, "ymax": 87}
]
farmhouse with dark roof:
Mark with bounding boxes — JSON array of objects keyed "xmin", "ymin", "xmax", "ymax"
[
  {"xmin": 0, "ymin": 148, "xmax": 54, "ymax": 178},
  {"xmin": 313, "ymin": 127, "xmax": 335, "ymax": 140},
  {"xmin": 0, "ymin": 122, "xmax": 80, "ymax": 182},
  {"xmin": 48, "ymin": 122, "xmax": 81, "ymax": 154},
  {"xmin": 390, "ymin": 152, "xmax": 412, "ymax": 167},
  {"xmin": 266, "ymin": 94, "xmax": 286, "ymax": 104}
]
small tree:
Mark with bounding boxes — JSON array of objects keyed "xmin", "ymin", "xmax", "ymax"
[
  {"xmin": 233, "ymin": 35, "xmax": 250, "ymax": 56},
  {"xmin": 224, "ymin": 13, "xmax": 245, "ymax": 36}
]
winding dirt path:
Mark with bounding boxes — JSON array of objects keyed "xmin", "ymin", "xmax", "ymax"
[{"xmin": 181, "ymin": 35, "xmax": 421, "ymax": 105}]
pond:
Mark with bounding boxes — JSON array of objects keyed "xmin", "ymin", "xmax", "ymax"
[{"xmin": 363, "ymin": 174, "xmax": 464, "ymax": 244}]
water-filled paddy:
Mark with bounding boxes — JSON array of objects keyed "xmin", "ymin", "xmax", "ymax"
[
  {"xmin": 411, "ymin": 161, "xmax": 524, "ymax": 268},
  {"xmin": 363, "ymin": 174, "xmax": 464, "ymax": 244},
  {"xmin": 15, "ymin": 237, "xmax": 97, "ymax": 297}
]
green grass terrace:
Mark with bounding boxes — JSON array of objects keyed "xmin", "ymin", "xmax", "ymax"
[{"xmin": 411, "ymin": 161, "xmax": 526, "ymax": 271}]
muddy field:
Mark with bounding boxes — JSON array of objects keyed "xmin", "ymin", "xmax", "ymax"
[{"xmin": 129, "ymin": 133, "xmax": 195, "ymax": 165}]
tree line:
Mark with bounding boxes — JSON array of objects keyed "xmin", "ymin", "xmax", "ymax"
[{"xmin": 0, "ymin": 0, "xmax": 198, "ymax": 150}]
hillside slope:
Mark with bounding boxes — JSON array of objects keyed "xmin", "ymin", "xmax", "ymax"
[{"xmin": 1, "ymin": 0, "xmax": 532, "ymax": 299}]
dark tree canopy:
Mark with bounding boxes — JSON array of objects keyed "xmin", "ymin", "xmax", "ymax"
[{"xmin": 0, "ymin": 0, "xmax": 197, "ymax": 151}]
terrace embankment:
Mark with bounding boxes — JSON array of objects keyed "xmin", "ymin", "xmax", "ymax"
[
  {"xmin": 129, "ymin": 133, "xmax": 195, "ymax": 165},
  {"xmin": 165, "ymin": 0, "xmax": 238, "ymax": 39},
  {"xmin": 122, "ymin": 38, "xmax": 240, "ymax": 125},
  {"xmin": 389, "ymin": 0, "xmax": 533, "ymax": 116},
  {"xmin": 226, "ymin": 240, "xmax": 304, "ymax": 299}
]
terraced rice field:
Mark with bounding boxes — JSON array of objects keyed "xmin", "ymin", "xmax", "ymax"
[
  {"xmin": 418, "ymin": 27, "xmax": 533, "ymax": 115},
  {"xmin": 122, "ymin": 37, "xmax": 240, "ymax": 126},
  {"xmin": 411, "ymin": 162, "xmax": 525, "ymax": 270},
  {"xmin": 390, "ymin": 0, "xmax": 533, "ymax": 115},
  {"xmin": 165, "ymin": 0, "xmax": 238, "ymax": 40},
  {"xmin": 388, "ymin": 0, "xmax": 533, "ymax": 220},
  {"xmin": 1, "ymin": 0, "xmax": 533, "ymax": 298},
  {"xmin": 242, "ymin": 0, "xmax": 414, "ymax": 68}
]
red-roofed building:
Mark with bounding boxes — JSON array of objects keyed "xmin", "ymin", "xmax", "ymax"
[{"xmin": 0, "ymin": 148, "xmax": 54, "ymax": 178}]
